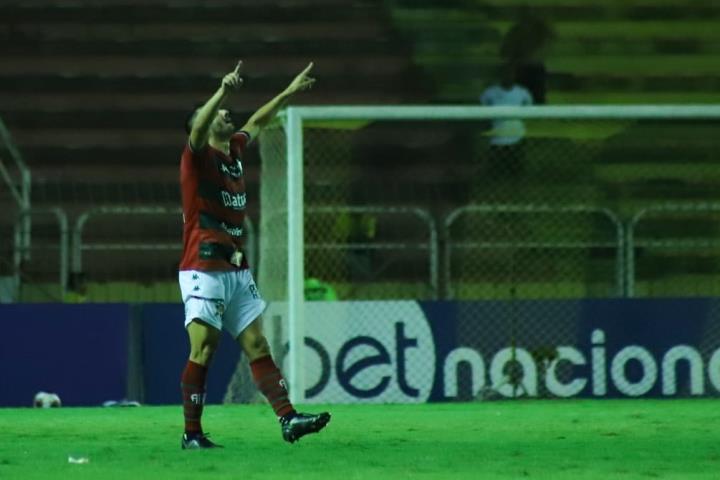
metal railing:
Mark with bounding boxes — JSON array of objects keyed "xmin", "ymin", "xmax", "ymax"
[
  {"xmin": 14, "ymin": 208, "xmax": 69, "ymax": 300},
  {"xmin": 72, "ymin": 205, "xmax": 257, "ymax": 277},
  {"xmin": 306, "ymin": 206, "xmax": 439, "ymax": 299},
  {"xmin": 443, "ymin": 204, "xmax": 625, "ymax": 298},
  {"xmin": 1, "ymin": 116, "xmax": 31, "ymax": 264},
  {"xmin": 10, "ymin": 201, "xmax": 720, "ymax": 301},
  {"xmin": 626, "ymin": 202, "xmax": 720, "ymax": 297}
]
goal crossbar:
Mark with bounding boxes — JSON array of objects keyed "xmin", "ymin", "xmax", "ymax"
[{"xmin": 282, "ymin": 105, "xmax": 720, "ymax": 121}]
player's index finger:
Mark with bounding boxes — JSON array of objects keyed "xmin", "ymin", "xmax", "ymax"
[
  {"xmin": 234, "ymin": 61, "xmax": 243, "ymax": 74},
  {"xmin": 303, "ymin": 62, "xmax": 314, "ymax": 74}
]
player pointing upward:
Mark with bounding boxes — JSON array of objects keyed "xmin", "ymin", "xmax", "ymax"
[{"xmin": 178, "ymin": 60, "xmax": 329, "ymax": 449}]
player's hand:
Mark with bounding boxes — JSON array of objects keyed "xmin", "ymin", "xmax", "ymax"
[
  {"xmin": 285, "ymin": 62, "xmax": 315, "ymax": 95},
  {"xmin": 222, "ymin": 61, "xmax": 244, "ymax": 91}
]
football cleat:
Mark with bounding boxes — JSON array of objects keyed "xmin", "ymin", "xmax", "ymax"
[
  {"xmin": 181, "ymin": 432, "xmax": 223, "ymax": 450},
  {"xmin": 281, "ymin": 412, "xmax": 331, "ymax": 443}
]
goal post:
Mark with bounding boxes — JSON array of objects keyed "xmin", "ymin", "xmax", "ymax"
[
  {"xmin": 250, "ymin": 105, "xmax": 720, "ymax": 404},
  {"xmin": 284, "ymin": 107, "xmax": 307, "ymax": 403}
]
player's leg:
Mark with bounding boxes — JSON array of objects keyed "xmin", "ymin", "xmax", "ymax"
[
  {"xmin": 226, "ymin": 270, "xmax": 330, "ymax": 443},
  {"xmin": 178, "ymin": 270, "xmax": 227, "ymax": 449},
  {"xmin": 237, "ymin": 318, "xmax": 331, "ymax": 443},
  {"xmin": 238, "ymin": 318, "xmax": 293, "ymax": 416},
  {"xmin": 188, "ymin": 318, "xmax": 221, "ymax": 364},
  {"xmin": 181, "ymin": 319, "xmax": 222, "ymax": 449}
]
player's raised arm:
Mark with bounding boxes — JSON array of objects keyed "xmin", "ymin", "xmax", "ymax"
[
  {"xmin": 241, "ymin": 62, "xmax": 315, "ymax": 140},
  {"xmin": 188, "ymin": 61, "xmax": 244, "ymax": 150}
]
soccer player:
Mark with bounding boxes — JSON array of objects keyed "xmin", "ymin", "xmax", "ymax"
[{"xmin": 178, "ymin": 60, "xmax": 330, "ymax": 449}]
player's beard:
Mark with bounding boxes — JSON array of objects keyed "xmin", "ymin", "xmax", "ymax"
[{"xmin": 214, "ymin": 122, "xmax": 235, "ymax": 140}]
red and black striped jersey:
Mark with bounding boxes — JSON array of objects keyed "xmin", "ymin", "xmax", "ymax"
[{"xmin": 179, "ymin": 131, "xmax": 250, "ymax": 271}]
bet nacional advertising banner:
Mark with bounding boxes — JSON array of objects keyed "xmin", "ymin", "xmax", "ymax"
[
  {"xmin": 271, "ymin": 298, "xmax": 720, "ymax": 403},
  {"xmin": 2, "ymin": 299, "xmax": 720, "ymax": 406}
]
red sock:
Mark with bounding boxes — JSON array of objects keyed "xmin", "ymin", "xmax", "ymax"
[
  {"xmin": 250, "ymin": 355, "xmax": 295, "ymax": 418},
  {"xmin": 181, "ymin": 360, "xmax": 208, "ymax": 434}
]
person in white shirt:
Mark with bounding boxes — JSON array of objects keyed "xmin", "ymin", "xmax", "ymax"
[{"xmin": 480, "ymin": 64, "xmax": 533, "ymax": 178}]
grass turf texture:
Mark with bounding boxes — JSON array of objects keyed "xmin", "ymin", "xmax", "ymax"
[{"xmin": 1, "ymin": 401, "xmax": 718, "ymax": 479}]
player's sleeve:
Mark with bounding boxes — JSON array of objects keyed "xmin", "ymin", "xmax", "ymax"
[
  {"xmin": 231, "ymin": 130, "xmax": 251, "ymax": 155},
  {"xmin": 186, "ymin": 138, "xmax": 209, "ymax": 156}
]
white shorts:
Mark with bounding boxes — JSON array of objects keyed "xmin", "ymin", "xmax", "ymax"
[{"xmin": 179, "ymin": 269, "xmax": 267, "ymax": 338}]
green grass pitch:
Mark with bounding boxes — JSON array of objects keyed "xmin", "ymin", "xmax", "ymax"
[{"xmin": 1, "ymin": 400, "xmax": 718, "ymax": 479}]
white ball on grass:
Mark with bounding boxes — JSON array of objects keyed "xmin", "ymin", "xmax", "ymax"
[{"xmin": 33, "ymin": 391, "xmax": 62, "ymax": 408}]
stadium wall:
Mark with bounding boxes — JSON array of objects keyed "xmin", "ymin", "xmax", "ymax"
[
  {"xmin": 0, "ymin": 304, "xmax": 239, "ymax": 407},
  {"xmin": 1, "ymin": 299, "xmax": 719, "ymax": 406},
  {"xmin": 0, "ymin": 304, "xmax": 130, "ymax": 407}
]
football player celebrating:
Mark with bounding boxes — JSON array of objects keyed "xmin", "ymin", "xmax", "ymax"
[{"xmin": 178, "ymin": 61, "xmax": 329, "ymax": 449}]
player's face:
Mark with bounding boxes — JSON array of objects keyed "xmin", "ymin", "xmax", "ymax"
[{"xmin": 211, "ymin": 109, "xmax": 235, "ymax": 138}]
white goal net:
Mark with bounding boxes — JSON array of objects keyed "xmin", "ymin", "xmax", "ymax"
[{"xmin": 225, "ymin": 105, "xmax": 720, "ymax": 404}]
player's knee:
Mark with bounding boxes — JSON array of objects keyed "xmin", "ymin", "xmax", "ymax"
[
  {"xmin": 244, "ymin": 334, "xmax": 270, "ymax": 360},
  {"xmin": 189, "ymin": 342, "xmax": 217, "ymax": 365}
]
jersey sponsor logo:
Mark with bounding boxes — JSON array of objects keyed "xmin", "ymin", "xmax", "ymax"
[
  {"xmin": 198, "ymin": 182, "xmax": 246, "ymax": 211},
  {"xmin": 218, "ymin": 157, "xmax": 243, "ymax": 178},
  {"xmin": 220, "ymin": 222, "xmax": 243, "ymax": 237},
  {"xmin": 199, "ymin": 212, "xmax": 244, "ymax": 237},
  {"xmin": 220, "ymin": 190, "xmax": 247, "ymax": 210}
]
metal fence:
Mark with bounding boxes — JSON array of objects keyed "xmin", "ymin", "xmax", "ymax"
[
  {"xmin": 444, "ymin": 204, "xmax": 624, "ymax": 299},
  {"xmin": 12, "ymin": 208, "xmax": 68, "ymax": 301},
  {"xmin": 11, "ymin": 198, "xmax": 720, "ymax": 305},
  {"xmin": 627, "ymin": 202, "xmax": 720, "ymax": 298},
  {"xmin": 9, "ymin": 205, "xmax": 256, "ymax": 302},
  {"xmin": 0, "ymin": 114, "xmax": 31, "ymax": 301},
  {"xmin": 305, "ymin": 205, "xmax": 439, "ymax": 299}
]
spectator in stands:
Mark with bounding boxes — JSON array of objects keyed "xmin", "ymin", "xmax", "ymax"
[
  {"xmin": 499, "ymin": 11, "xmax": 555, "ymax": 105},
  {"xmin": 480, "ymin": 63, "xmax": 533, "ymax": 178},
  {"xmin": 178, "ymin": 60, "xmax": 329, "ymax": 450}
]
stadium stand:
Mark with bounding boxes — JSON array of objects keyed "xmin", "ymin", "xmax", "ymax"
[
  {"xmin": 2, "ymin": 0, "xmax": 720, "ymax": 300},
  {"xmin": 390, "ymin": 0, "xmax": 720, "ymax": 104},
  {"xmin": 1, "ymin": 0, "xmax": 428, "ymax": 184},
  {"xmin": 388, "ymin": 0, "xmax": 720, "ymax": 298},
  {"xmin": 0, "ymin": 0, "xmax": 434, "ymax": 299}
]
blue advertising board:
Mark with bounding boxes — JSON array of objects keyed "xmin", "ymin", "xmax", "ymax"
[
  {"xmin": 2, "ymin": 298, "xmax": 719, "ymax": 407},
  {"xmin": 0, "ymin": 304, "xmax": 130, "ymax": 407}
]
